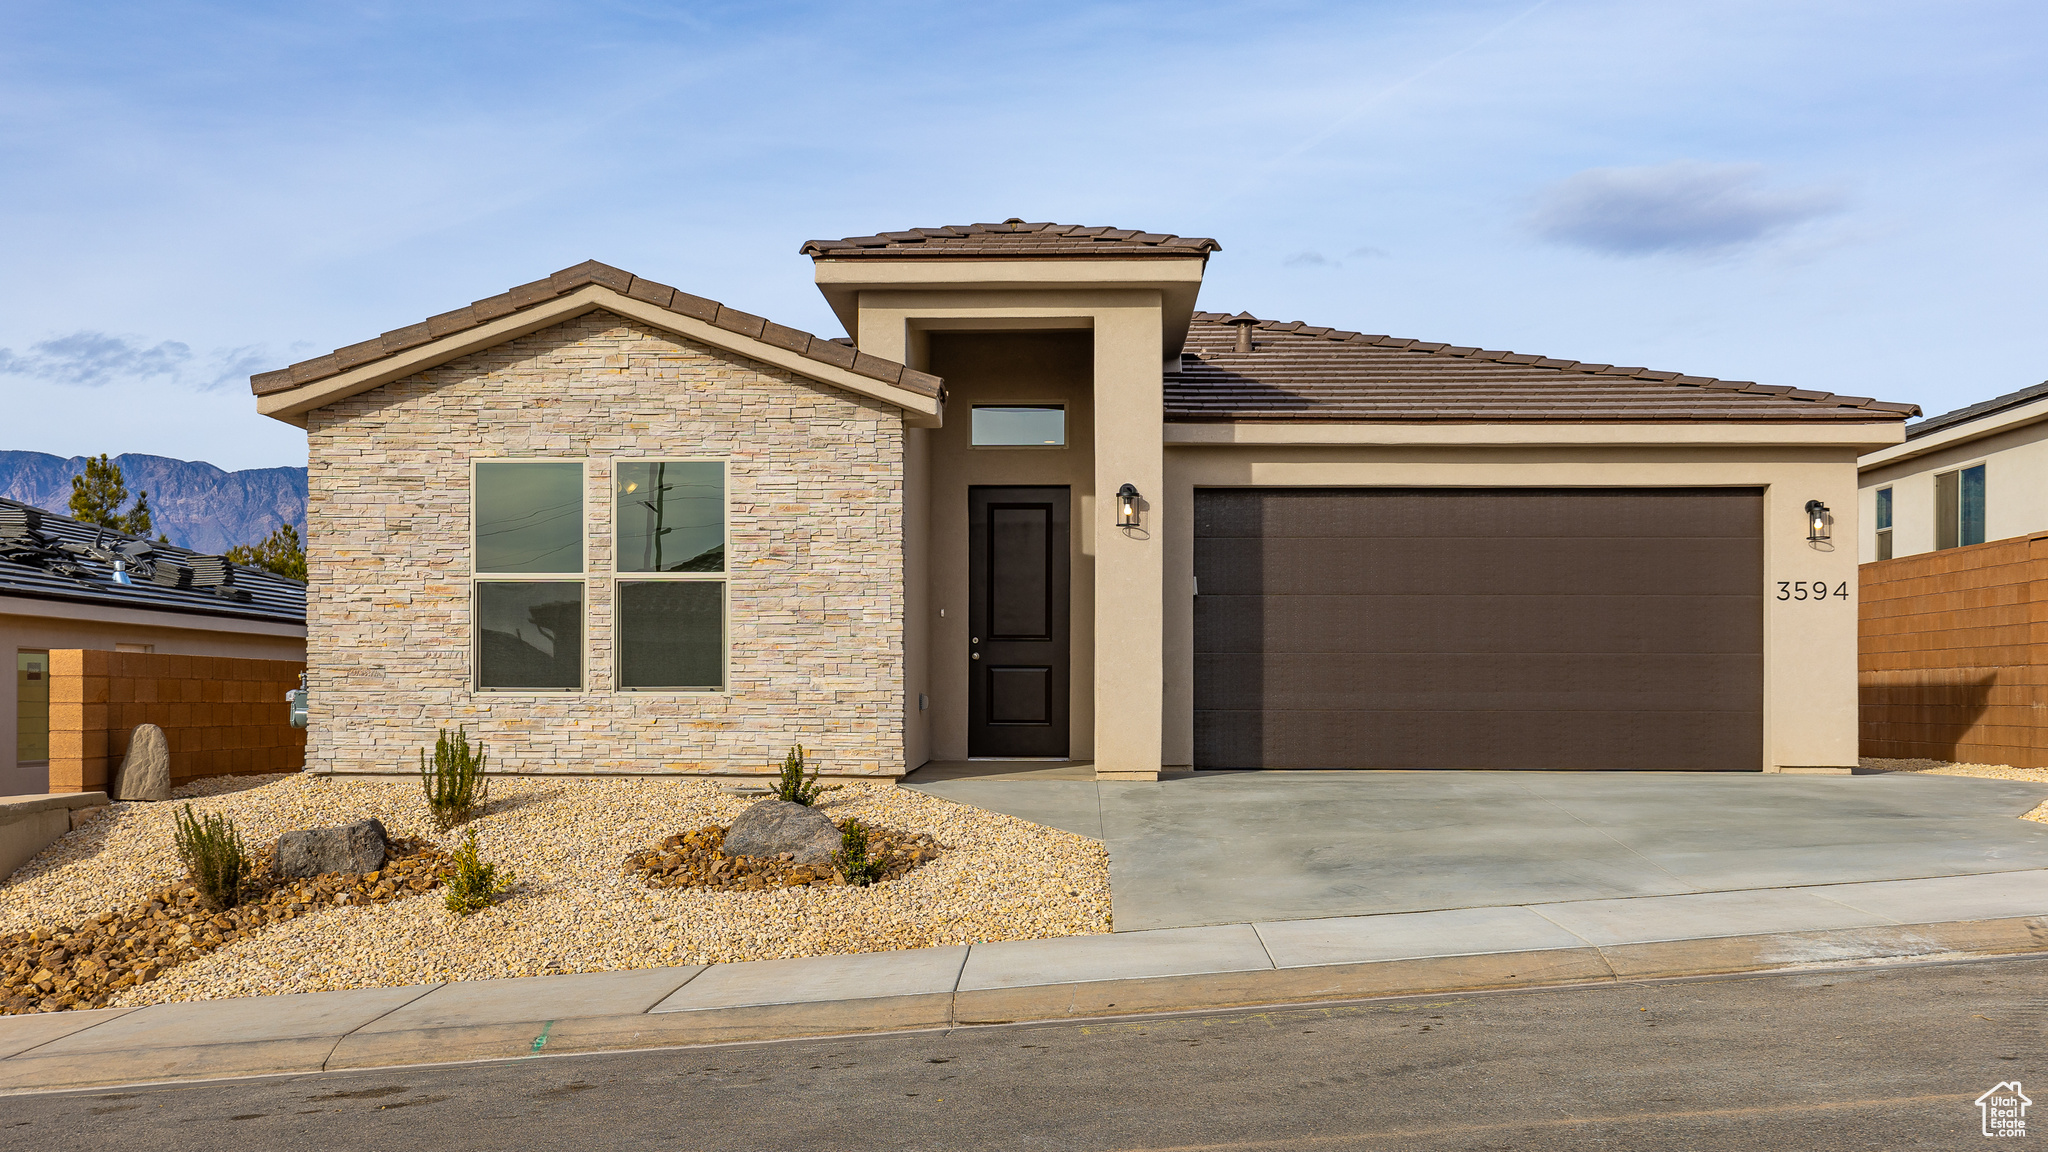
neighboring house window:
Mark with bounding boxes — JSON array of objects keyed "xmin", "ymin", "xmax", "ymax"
[
  {"xmin": 1934, "ymin": 464, "xmax": 1987, "ymax": 550},
  {"xmin": 615, "ymin": 460, "xmax": 726, "ymax": 692},
  {"xmin": 473, "ymin": 460, "xmax": 584, "ymax": 690},
  {"xmin": 1875, "ymin": 487, "xmax": 1893, "ymax": 561},
  {"xmin": 971, "ymin": 405, "xmax": 1066, "ymax": 447}
]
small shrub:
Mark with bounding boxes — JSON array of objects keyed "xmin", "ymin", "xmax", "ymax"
[
  {"xmin": 419, "ymin": 726, "xmax": 490, "ymax": 831},
  {"xmin": 771, "ymin": 744, "xmax": 823, "ymax": 806},
  {"xmin": 443, "ymin": 828, "xmax": 512, "ymax": 916},
  {"xmin": 835, "ymin": 819, "xmax": 886, "ymax": 887},
  {"xmin": 172, "ymin": 804, "xmax": 251, "ymax": 911}
]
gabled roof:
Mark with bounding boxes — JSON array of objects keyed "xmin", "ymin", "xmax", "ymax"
[
  {"xmin": 1166, "ymin": 312, "xmax": 1920, "ymax": 424},
  {"xmin": 1905, "ymin": 378, "xmax": 2048, "ymax": 440},
  {"xmin": 0, "ymin": 499, "xmax": 305, "ymax": 626},
  {"xmin": 249, "ymin": 260, "xmax": 941, "ymax": 402},
  {"xmin": 800, "ymin": 220, "xmax": 1220, "ymax": 259}
]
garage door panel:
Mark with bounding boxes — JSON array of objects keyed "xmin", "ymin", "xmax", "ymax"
[
  {"xmin": 1195, "ymin": 537, "xmax": 1758, "ymax": 597},
  {"xmin": 1192, "ymin": 487, "xmax": 1763, "ymax": 771},
  {"xmin": 1195, "ymin": 488, "xmax": 1763, "ymax": 542},
  {"xmin": 1197, "ymin": 594, "xmax": 1762, "ymax": 655},
  {"xmin": 1196, "ymin": 652, "xmax": 1761, "ymax": 713},
  {"xmin": 1193, "ymin": 707, "xmax": 1760, "ymax": 771}
]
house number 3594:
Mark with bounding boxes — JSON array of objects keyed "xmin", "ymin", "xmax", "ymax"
[{"xmin": 1777, "ymin": 581, "xmax": 1849, "ymax": 601}]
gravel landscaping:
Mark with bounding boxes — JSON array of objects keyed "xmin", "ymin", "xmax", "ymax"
[
  {"xmin": 0, "ymin": 773, "xmax": 1111, "ymax": 1008},
  {"xmin": 1859, "ymin": 757, "xmax": 2048, "ymax": 822}
]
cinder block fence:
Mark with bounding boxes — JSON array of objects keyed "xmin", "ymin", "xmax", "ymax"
[
  {"xmin": 1859, "ymin": 532, "xmax": 2048, "ymax": 766},
  {"xmin": 46, "ymin": 650, "xmax": 307, "ymax": 793}
]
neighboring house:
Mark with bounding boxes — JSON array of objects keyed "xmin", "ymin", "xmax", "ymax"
[
  {"xmin": 250, "ymin": 220, "xmax": 1915, "ymax": 781},
  {"xmin": 1857, "ymin": 380, "xmax": 2048, "ymax": 765},
  {"xmin": 1, "ymin": 499, "xmax": 307, "ymax": 795}
]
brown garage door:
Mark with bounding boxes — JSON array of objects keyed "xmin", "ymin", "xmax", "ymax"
[{"xmin": 1193, "ymin": 488, "xmax": 1763, "ymax": 771}]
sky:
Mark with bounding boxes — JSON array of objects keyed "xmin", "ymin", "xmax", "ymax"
[{"xmin": 2, "ymin": 0, "xmax": 2044, "ymax": 472}]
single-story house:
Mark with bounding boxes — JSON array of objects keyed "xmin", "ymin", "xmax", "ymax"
[
  {"xmin": 250, "ymin": 220, "xmax": 1916, "ymax": 780},
  {"xmin": 1857, "ymin": 379, "xmax": 2048, "ymax": 765},
  {"xmin": 1, "ymin": 499, "xmax": 307, "ymax": 795}
]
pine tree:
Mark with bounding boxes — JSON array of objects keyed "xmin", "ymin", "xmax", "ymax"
[
  {"xmin": 226, "ymin": 523, "xmax": 306, "ymax": 582},
  {"xmin": 68, "ymin": 454, "xmax": 155, "ymax": 536}
]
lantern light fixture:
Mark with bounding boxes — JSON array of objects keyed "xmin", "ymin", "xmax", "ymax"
[
  {"xmin": 1116, "ymin": 483, "xmax": 1142, "ymax": 529},
  {"xmin": 1805, "ymin": 499, "xmax": 1831, "ymax": 543}
]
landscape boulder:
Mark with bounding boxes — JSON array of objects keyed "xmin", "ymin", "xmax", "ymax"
[
  {"xmin": 721, "ymin": 800, "xmax": 841, "ymax": 865},
  {"xmin": 112, "ymin": 724, "xmax": 171, "ymax": 802},
  {"xmin": 274, "ymin": 818, "xmax": 389, "ymax": 878}
]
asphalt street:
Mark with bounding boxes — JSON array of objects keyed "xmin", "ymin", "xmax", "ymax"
[{"xmin": 10, "ymin": 955, "xmax": 2045, "ymax": 1151}]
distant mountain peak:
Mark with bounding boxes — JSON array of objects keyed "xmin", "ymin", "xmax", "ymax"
[{"xmin": 0, "ymin": 451, "xmax": 307, "ymax": 554}]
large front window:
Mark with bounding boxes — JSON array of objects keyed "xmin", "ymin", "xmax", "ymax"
[
  {"xmin": 473, "ymin": 461, "xmax": 584, "ymax": 690},
  {"xmin": 615, "ymin": 460, "xmax": 726, "ymax": 691}
]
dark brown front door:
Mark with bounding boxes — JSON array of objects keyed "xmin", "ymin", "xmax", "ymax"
[
  {"xmin": 969, "ymin": 487, "xmax": 1071, "ymax": 758},
  {"xmin": 1193, "ymin": 487, "xmax": 1764, "ymax": 771}
]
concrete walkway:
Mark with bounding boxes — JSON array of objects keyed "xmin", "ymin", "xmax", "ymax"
[
  {"xmin": 903, "ymin": 770, "xmax": 2048, "ymax": 931},
  {"xmin": 6, "ymin": 866, "xmax": 2048, "ymax": 1093}
]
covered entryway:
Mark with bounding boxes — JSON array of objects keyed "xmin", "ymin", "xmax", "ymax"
[{"xmin": 1192, "ymin": 488, "xmax": 1764, "ymax": 770}]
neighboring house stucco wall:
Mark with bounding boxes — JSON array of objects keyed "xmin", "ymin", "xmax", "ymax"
[
  {"xmin": 1858, "ymin": 417, "xmax": 2048, "ymax": 562},
  {"xmin": 304, "ymin": 309, "xmax": 905, "ymax": 777}
]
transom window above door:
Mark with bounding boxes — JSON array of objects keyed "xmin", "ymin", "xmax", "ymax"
[{"xmin": 971, "ymin": 405, "xmax": 1066, "ymax": 447}]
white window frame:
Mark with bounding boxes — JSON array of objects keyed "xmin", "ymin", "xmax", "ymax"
[
  {"xmin": 470, "ymin": 457, "xmax": 589, "ymax": 694},
  {"xmin": 609, "ymin": 456, "xmax": 730, "ymax": 695},
  {"xmin": 969, "ymin": 402, "xmax": 1069, "ymax": 450}
]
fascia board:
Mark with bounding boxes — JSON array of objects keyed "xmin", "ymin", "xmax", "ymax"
[
  {"xmin": 0, "ymin": 594, "xmax": 307, "ymax": 638},
  {"xmin": 255, "ymin": 285, "xmax": 943, "ymax": 429},
  {"xmin": 813, "ymin": 257, "xmax": 1209, "ymax": 290},
  {"xmin": 1164, "ymin": 422, "xmax": 1909, "ymax": 449},
  {"xmin": 1858, "ymin": 396, "xmax": 2048, "ymax": 470}
]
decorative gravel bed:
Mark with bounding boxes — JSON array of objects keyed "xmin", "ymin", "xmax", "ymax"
[
  {"xmin": 1859, "ymin": 757, "xmax": 2048, "ymax": 823},
  {"xmin": 0, "ymin": 773, "xmax": 1111, "ymax": 1008},
  {"xmin": 625, "ymin": 824, "xmax": 942, "ymax": 890}
]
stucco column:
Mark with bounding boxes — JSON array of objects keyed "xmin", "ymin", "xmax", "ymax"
[{"xmin": 1092, "ymin": 300, "xmax": 1165, "ymax": 779}]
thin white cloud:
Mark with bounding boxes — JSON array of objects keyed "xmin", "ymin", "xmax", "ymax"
[
  {"xmin": 1284, "ymin": 250, "xmax": 1339, "ymax": 268},
  {"xmin": 1527, "ymin": 161, "xmax": 1845, "ymax": 256},
  {"xmin": 0, "ymin": 331, "xmax": 271, "ymax": 391}
]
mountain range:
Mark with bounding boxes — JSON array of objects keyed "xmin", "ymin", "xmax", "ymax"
[{"xmin": 0, "ymin": 451, "xmax": 307, "ymax": 554}]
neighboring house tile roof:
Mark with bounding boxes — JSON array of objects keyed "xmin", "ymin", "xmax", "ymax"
[
  {"xmin": 1904, "ymin": 378, "xmax": 2048, "ymax": 440},
  {"xmin": 1166, "ymin": 313, "xmax": 1920, "ymax": 423},
  {"xmin": 248, "ymin": 261, "xmax": 942, "ymax": 401},
  {"xmin": 0, "ymin": 498, "xmax": 305, "ymax": 626},
  {"xmin": 800, "ymin": 219, "xmax": 1220, "ymax": 258}
]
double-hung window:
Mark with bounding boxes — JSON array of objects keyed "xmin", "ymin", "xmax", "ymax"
[
  {"xmin": 614, "ymin": 460, "xmax": 727, "ymax": 692},
  {"xmin": 473, "ymin": 461, "xmax": 585, "ymax": 690},
  {"xmin": 1934, "ymin": 464, "xmax": 1986, "ymax": 550},
  {"xmin": 1874, "ymin": 487, "xmax": 1893, "ymax": 560}
]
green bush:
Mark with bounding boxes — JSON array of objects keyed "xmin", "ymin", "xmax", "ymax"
[
  {"xmin": 771, "ymin": 744, "xmax": 823, "ymax": 806},
  {"xmin": 419, "ymin": 726, "xmax": 490, "ymax": 831},
  {"xmin": 172, "ymin": 804, "xmax": 251, "ymax": 911},
  {"xmin": 835, "ymin": 819, "xmax": 886, "ymax": 887},
  {"xmin": 443, "ymin": 828, "xmax": 513, "ymax": 916}
]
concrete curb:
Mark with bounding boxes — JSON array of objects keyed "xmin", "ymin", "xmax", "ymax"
[{"xmin": 4, "ymin": 913, "xmax": 2045, "ymax": 1094}]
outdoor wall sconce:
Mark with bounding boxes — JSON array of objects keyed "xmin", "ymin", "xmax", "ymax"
[
  {"xmin": 1116, "ymin": 483, "xmax": 1143, "ymax": 528},
  {"xmin": 1805, "ymin": 500, "xmax": 1832, "ymax": 543}
]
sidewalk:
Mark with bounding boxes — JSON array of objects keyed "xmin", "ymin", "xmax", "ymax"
[{"xmin": 6, "ymin": 866, "xmax": 2047, "ymax": 1094}]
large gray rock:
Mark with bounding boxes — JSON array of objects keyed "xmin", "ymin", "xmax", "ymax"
[
  {"xmin": 274, "ymin": 818, "xmax": 389, "ymax": 878},
  {"xmin": 112, "ymin": 724, "xmax": 170, "ymax": 802},
  {"xmin": 722, "ymin": 800, "xmax": 841, "ymax": 864}
]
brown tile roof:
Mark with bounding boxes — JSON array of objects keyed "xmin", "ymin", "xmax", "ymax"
[
  {"xmin": 800, "ymin": 219, "xmax": 1220, "ymax": 259},
  {"xmin": 1166, "ymin": 312, "xmax": 1920, "ymax": 423},
  {"xmin": 248, "ymin": 260, "xmax": 943, "ymax": 401}
]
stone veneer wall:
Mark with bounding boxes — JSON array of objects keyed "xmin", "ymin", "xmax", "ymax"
[{"xmin": 304, "ymin": 310, "xmax": 905, "ymax": 777}]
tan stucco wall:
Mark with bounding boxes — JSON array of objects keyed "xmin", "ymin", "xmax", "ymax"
[
  {"xmin": 920, "ymin": 331, "xmax": 1097, "ymax": 762},
  {"xmin": 1857, "ymin": 417, "xmax": 2048, "ymax": 561},
  {"xmin": 1163, "ymin": 444, "xmax": 1867, "ymax": 772},
  {"xmin": 303, "ymin": 309, "xmax": 906, "ymax": 778},
  {"xmin": 2, "ymin": 601, "xmax": 304, "ymax": 795}
]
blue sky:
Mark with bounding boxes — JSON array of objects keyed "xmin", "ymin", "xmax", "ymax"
[{"xmin": 3, "ymin": 0, "xmax": 2044, "ymax": 471}]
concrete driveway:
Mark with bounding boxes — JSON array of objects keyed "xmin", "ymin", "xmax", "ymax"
[{"xmin": 902, "ymin": 769, "xmax": 2048, "ymax": 932}]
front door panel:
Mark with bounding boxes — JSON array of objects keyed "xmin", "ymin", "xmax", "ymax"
[{"xmin": 969, "ymin": 487, "xmax": 1071, "ymax": 757}]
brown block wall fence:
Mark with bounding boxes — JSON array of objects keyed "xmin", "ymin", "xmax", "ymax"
[
  {"xmin": 1859, "ymin": 532, "xmax": 2048, "ymax": 766},
  {"xmin": 45, "ymin": 650, "xmax": 307, "ymax": 794}
]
